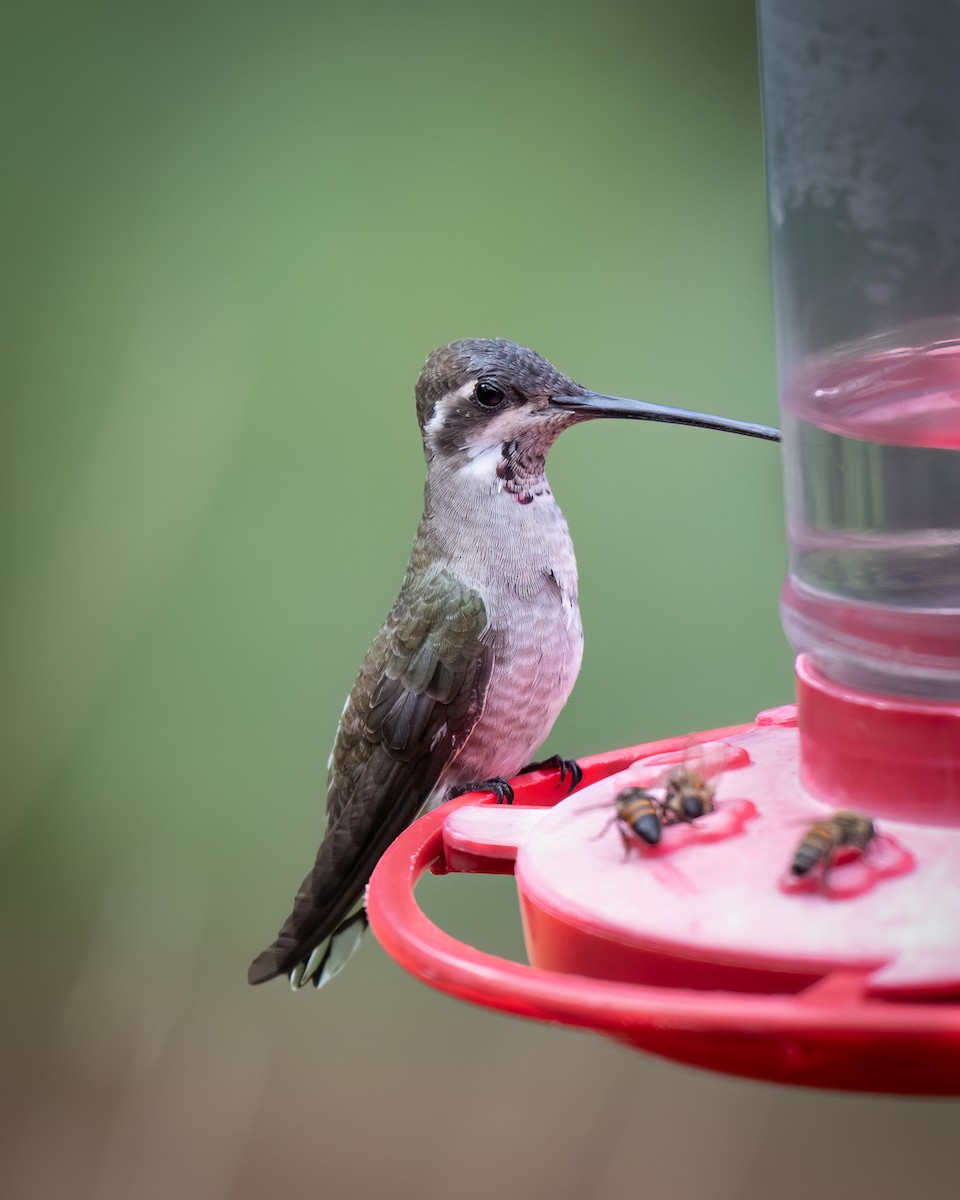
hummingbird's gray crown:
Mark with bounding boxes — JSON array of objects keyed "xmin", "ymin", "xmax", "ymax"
[
  {"xmin": 415, "ymin": 339, "xmax": 584, "ymax": 460},
  {"xmin": 416, "ymin": 339, "xmax": 579, "ymax": 425}
]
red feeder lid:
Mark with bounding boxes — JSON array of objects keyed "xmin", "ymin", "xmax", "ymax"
[{"xmin": 366, "ymin": 688, "xmax": 960, "ymax": 1095}]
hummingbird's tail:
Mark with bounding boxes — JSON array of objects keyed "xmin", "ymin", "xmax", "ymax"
[
  {"xmin": 247, "ymin": 904, "xmax": 369, "ymax": 989},
  {"xmin": 245, "ymin": 788, "xmax": 401, "ymax": 989}
]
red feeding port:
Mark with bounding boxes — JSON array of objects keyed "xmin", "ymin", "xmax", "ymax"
[{"xmin": 366, "ymin": 673, "xmax": 960, "ymax": 1095}]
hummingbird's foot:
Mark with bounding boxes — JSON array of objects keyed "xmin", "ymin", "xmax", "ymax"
[
  {"xmin": 446, "ymin": 776, "xmax": 516, "ymax": 805},
  {"xmin": 519, "ymin": 754, "xmax": 583, "ymax": 794}
]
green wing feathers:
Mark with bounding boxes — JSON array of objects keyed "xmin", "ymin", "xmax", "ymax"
[{"xmin": 248, "ymin": 568, "xmax": 493, "ymax": 985}]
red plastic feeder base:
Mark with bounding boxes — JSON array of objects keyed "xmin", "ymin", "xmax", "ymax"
[{"xmin": 366, "ymin": 686, "xmax": 960, "ymax": 1095}]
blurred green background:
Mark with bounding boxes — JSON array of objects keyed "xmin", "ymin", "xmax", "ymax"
[{"xmin": 3, "ymin": 2, "xmax": 956, "ymax": 1197}]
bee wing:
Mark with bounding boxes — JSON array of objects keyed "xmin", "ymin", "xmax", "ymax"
[
  {"xmin": 626, "ymin": 739, "xmax": 739, "ymax": 791},
  {"xmin": 678, "ymin": 738, "xmax": 734, "ymax": 781}
]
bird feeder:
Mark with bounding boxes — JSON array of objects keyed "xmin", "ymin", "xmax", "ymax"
[{"xmin": 366, "ymin": 0, "xmax": 960, "ymax": 1094}]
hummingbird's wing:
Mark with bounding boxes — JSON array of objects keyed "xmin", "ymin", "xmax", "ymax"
[{"xmin": 248, "ymin": 567, "xmax": 495, "ymax": 986}]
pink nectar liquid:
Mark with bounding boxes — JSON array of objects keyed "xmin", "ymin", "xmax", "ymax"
[{"xmin": 781, "ymin": 333, "xmax": 960, "ymax": 699}]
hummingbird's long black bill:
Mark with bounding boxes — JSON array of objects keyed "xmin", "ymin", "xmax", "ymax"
[{"xmin": 550, "ymin": 391, "xmax": 780, "ymax": 442}]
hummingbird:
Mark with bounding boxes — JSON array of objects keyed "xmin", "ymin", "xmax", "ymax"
[{"xmin": 248, "ymin": 338, "xmax": 779, "ymax": 989}]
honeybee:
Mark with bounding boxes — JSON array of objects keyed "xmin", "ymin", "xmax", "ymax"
[
  {"xmin": 598, "ymin": 786, "xmax": 664, "ymax": 850},
  {"xmin": 790, "ymin": 810, "xmax": 876, "ymax": 884},
  {"xmin": 660, "ymin": 764, "xmax": 716, "ymax": 825},
  {"xmin": 589, "ymin": 742, "xmax": 733, "ymax": 856}
]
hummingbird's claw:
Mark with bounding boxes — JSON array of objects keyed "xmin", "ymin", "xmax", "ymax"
[
  {"xmin": 446, "ymin": 776, "xmax": 516, "ymax": 805},
  {"xmin": 519, "ymin": 753, "xmax": 583, "ymax": 794}
]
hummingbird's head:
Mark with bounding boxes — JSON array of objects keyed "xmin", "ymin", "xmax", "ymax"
[
  {"xmin": 415, "ymin": 338, "xmax": 779, "ymax": 482},
  {"xmin": 415, "ymin": 339, "xmax": 586, "ymax": 467}
]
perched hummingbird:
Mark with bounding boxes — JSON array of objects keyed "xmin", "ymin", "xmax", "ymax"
[{"xmin": 248, "ymin": 338, "xmax": 779, "ymax": 989}]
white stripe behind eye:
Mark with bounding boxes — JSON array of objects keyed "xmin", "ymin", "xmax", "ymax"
[{"xmin": 423, "ymin": 381, "xmax": 478, "ymax": 444}]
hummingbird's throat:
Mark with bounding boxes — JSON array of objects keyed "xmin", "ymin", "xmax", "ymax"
[
  {"xmin": 494, "ymin": 438, "xmax": 550, "ymax": 505},
  {"xmin": 447, "ymin": 407, "xmax": 571, "ymax": 504}
]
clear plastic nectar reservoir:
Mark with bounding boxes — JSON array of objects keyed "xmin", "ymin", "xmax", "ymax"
[{"xmin": 758, "ymin": 1, "xmax": 960, "ymax": 699}]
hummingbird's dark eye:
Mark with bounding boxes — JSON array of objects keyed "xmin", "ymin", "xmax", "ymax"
[{"xmin": 474, "ymin": 379, "xmax": 505, "ymax": 409}]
